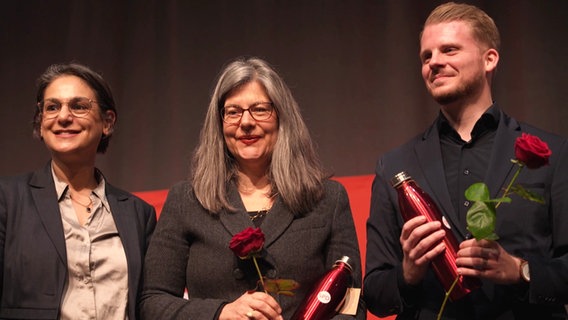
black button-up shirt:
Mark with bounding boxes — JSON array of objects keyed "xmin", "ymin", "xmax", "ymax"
[{"xmin": 437, "ymin": 105, "xmax": 500, "ymax": 227}]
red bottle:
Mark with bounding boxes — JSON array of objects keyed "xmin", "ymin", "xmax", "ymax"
[
  {"xmin": 291, "ymin": 256, "xmax": 353, "ymax": 320},
  {"xmin": 391, "ymin": 171, "xmax": 480, "ymax": 301}
]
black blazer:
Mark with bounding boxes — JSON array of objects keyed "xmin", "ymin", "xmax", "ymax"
[
  {"xmin": 0, "ymin": 163, "xmax": 156, "ymax": 319},
  {"xmin": 364, "ymin": 110, "xmax": 568, "ymax": 319}
]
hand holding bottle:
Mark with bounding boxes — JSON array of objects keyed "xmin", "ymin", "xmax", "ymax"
[
  {"xmin": 400, "ymin": 216, "xmax": 447, "ymax": 285},
  {"xmin": 392, "ymin": 171, "xmax": 480, "ymax": 301}
]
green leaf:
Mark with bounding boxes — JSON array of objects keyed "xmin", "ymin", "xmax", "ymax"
[
  {"xmin": 510, "ymin": 185, "xmax": 545, "ymax": 204},
  {"xmin": 466, "ymin": 201, "xmax": 498, "ymax": 240},
  {"xmin": 263, "ymin": 278, "xmax": 300, "ymax": 296},
  {"xmin": 464, "ymin": 183, "xmax": 491, "ymax": 201}
]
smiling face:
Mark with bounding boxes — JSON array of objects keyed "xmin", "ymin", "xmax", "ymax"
[
  {"xmin": 39, "ymin": 75, "xmax": 115, "ymax": 163},
  {"xmin": 420, "ymin": 20, "xmax": 497, "ymax": 106},
  {"xmin": 222, "ymin": 80, "xmax": 278, "ymax": 171}
]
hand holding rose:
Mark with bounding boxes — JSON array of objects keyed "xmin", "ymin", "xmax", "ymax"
[
  {"xmin": 438, "ymin": 133, "xmax": 552, "ymax": 319},
  {"xmin": 456, "ymin": 239, "xmax": 523, "ymax": 285},
  {"xmin": 220, "ymin": 291, "xmax": 283, "ymax": 320}
]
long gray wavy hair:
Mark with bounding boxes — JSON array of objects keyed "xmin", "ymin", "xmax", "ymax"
[{"xmin": 191, "ymin": 57, "xmax": 326, "ymax": 214}]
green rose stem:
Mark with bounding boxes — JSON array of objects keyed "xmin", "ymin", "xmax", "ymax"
[
  {"xmin": 437, "ymin": 276, "xmax": 460, "ymax": 320},
  {"xmin": 496, "ymin": 163, "xmax": 523, "ymax": 209},
  {"xmin": 438, "ymin": 163, "xmax": 524, "ymax": 320},
  {"xmin": 252, "ymin": 256, "xmax": 268, "ymax": 293}
]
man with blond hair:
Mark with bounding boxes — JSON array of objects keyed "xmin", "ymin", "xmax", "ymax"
[{"xmin": 364, "ymin": 2, "xmax": 568, "ymax": 319}]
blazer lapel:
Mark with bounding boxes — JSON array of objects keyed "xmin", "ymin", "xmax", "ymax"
[
  {"xmin": 485, "ymin": 112, "xmax": 522, "ymax": 198},
  {"xmin": 219, "ymin": 183, "xmax": 294, "ymax": 262},
  {"xmin": 415, "ymin": 124, "xmax": 466, "ymax": 238},
  {"xmin": 258, "ymin": 197, "xmax": 294, "ymax": 249},
  {"xmin": 106, "ymin": 185, "xmax": 141, "ymax": 273},
  {"xmin": 29, "ymin": 163, "xmax": 67, "ymax": 265},
  {"xmin": 219, "ymin": 183, "xmax": 255, "ymax": 236}
]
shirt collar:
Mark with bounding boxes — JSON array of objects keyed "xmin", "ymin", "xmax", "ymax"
[
  {"xmin": 51, "ymin": 163, "xmax": 108, "ymax": 209},
  {"xmin": 437, "ymin": 103, "xmax": 500, "ymax": 142}
]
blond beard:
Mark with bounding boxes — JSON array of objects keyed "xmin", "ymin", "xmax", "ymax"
[{"xmin": 429, "ymin": 73, "xmax": 485, "ymax": 106}]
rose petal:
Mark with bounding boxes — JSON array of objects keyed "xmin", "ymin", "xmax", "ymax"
[{"xmin": 514, "ymin": 133, "xmax": 551, "ymax": 169}]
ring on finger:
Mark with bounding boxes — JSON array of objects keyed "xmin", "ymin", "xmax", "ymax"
[
  {"xmin": 475, "ymin": 258, "xmax": 486, "ymax": 270},
  {"xmin": 246, "ymin": 309, "xmax": 255, "ymax": 319},
  {"xmin": 479, "ymin": 258, "xmax": 488, "ymax": 270}
]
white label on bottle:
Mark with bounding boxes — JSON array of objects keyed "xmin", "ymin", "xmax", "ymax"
[
  {"xmin": 442, "ymin": 216, "xmax": 451, "ymax": 230},
  {"xmin": 317, "ymin": 291, "xmax": 331, "ymax": 304}
]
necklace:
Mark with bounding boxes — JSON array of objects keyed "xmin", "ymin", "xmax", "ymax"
[
  {"xmin": 70, "ymin": 194, "xmax": 93, "ymax": 213},
  {"xmin": 248, "ymin": 209, "xmax": 269, "ymax": 221},
  {"xmin": 242, "ymin": 190, "xmax": 277, "ymax": 221}
]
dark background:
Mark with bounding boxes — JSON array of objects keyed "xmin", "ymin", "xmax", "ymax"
[{"xmin": 1, "ymin": 0, "xmax": 567, "ymax": 192}]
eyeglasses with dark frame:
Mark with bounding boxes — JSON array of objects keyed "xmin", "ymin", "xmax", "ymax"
[
  {"xmin": 221, "ymin": 102, "xmax": 274, "ymax": 124},
  {"xmin": 37, "ymin": 97, "xmax": 98, "ymax": 119}
]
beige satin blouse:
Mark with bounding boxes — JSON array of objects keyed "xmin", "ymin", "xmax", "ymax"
[{"xmin": 53, "ymin": 169, "xmax": 129, "ymax": 320}]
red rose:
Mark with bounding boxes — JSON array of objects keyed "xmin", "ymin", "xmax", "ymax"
[
  {"xmin": 514, "ymin": 133, "xmax": 552, "ymax": 169},
  {"xmin": 229, "ymin": 227, "xmax": 265, "ymax": 258}
]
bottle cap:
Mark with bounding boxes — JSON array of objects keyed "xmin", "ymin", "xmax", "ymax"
[
  {"xmin": 334, "ymin": 256, "xmax": 353, "ymax": 271},
  {"xmin": 390, "ymin": 171, "xmax": 411, "ymax": 187}
]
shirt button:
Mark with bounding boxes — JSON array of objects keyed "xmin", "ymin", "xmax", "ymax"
[
  {"xmin": 266, "ymin": 269, "xmax": 277, "ymax": 279},
  {"xmin": 464, "ymin": 200, "xmax": 470, "ymax": 207},
  {"xmin": 232, "ymin": 268, "xmax": 245, "ymax": 280},
  {"xmin": 463, "ymin": 169, "xmax": 470, "ymax": 175}
]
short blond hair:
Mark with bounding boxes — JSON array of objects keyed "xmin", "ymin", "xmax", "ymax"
[{"xmin": 423, "ymin": 2, "xmax": 500, "ymax": 51}]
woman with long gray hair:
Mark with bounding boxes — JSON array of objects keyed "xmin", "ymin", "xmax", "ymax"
[{"xmin": 140, "ymin": 57, "xmax": 364, "ymax": 319}]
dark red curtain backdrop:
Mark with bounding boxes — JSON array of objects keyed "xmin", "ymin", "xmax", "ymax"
[{"xmin": 1, "ymin": 1, "xmax": 567, "ymax": 192}]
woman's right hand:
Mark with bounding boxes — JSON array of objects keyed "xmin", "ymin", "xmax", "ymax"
[{"xmin": 219, "ymin": 291, "xmax": 283, "ymax": 320}]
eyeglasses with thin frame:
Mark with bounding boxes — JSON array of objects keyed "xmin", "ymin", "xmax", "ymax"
[
  {"xmin": 221, "ymin": 102, "xmax": 274, "ymax": 124},
  {"xmin": 37, "ymin": 97, "xmax": 98, "ymax": 119}
]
